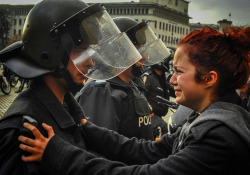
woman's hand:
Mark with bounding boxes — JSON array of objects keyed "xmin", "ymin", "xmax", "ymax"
[
  {"xmin": 81, "ymin": 118, "xmax": 87, "ymax": 125},
  {"xmin": 18, "ymin": 123, "xmax": 55, "ymax": 162}
]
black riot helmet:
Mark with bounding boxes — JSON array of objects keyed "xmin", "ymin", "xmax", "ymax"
[
  {"xmin": 151, "ymin": 48, "xmax": 174, "ymax": 72},
  {"xmin": 1, "ymin": 0, "xmax": 142, "ymax": 80},
  {"xmin": 113, "ymin": 17, "xmax": 171, "ymax": 66},
  {"xmin": 113, "ymin": 17, "xmax": 143, "ymax": 45},
  {"xmin": 22, "ymin": 0, "xmax": 89, "ymax": 71}
]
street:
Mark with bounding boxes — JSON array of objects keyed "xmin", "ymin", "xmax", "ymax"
[{"xmin": 0, "ymin": 84, "xmax": 20, "ymax": 118}]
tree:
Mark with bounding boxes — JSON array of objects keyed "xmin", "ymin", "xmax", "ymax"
[
  {"xmin": 0, "ymin": 8, "xmax": 10, "ymax": 50},
  {"xmin": 7, "ymin": 35, "xmax": 21, "ymax": 46}
]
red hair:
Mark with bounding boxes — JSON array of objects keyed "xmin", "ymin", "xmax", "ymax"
[{"xmin": 178, "ymin": 26, "xmax": 250, "ymax": 96}]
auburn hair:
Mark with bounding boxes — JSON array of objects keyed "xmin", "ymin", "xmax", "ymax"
[{"xmin": 178, "ymin": 26, "xmax": 250, "ymax": 96}]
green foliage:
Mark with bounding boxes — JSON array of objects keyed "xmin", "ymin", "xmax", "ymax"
[{"xmin": 0, "ymin": 8, "xmax": 10, "ymax": 50}]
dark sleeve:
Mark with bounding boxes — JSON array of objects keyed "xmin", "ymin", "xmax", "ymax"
[
  {"xmin": 144, "ymin": 75, "xmax": 169, "ymax": 116},
  {"xmin": 82, "ymin": 122, "xmax": 174, "ymax": 165},
  {"xmin": 40, "ymin": 124, "xmax": 246, "ymax": 175},
  {"xmin": 0, "ymin": 116, "xmax": 41, "ymax": 175}
]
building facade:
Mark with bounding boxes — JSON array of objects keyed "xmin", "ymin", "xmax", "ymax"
[
  {"xmin": 190, "ymin": 19, "xmax": 233, "ymax": 33},
  {"xmin": 1, "ymin": 4, "xmax": 32, "ymax": 39},
  {"xmin": 0, "ymin": 0, "xmax": 191, "ymax": 50},
  {"xmin": 100, "ymin": 0, "xmax": 191, "ymax": 50}
]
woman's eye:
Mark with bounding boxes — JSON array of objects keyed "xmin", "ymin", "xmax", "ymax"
[{"xmin": 174, "ymin": 69, "xmax": 182, "ymax": 74}]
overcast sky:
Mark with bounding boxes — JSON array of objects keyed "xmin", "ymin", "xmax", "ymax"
[{"xmin": 1, "ymin": 0, "xmax": 249, "ymax": 26}]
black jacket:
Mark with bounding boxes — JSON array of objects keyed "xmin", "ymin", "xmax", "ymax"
[
  {"xmin": 77, "ymin": 76, "xmax": 153, "ymax": 140},
  {"xmin": 143, "ymin": 69, "xmax": 174, "ymax": 117},
  {"xmin": 0, "ymin": 80, "xmax": 87, "ymax": 175},
  {"xmin": 40, "ymin": 101, "xmax": 250, "ymax": 175}
]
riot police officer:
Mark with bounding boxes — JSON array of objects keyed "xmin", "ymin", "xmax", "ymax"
[
  {"xmin": 77, "ymin": 17, "xmax": 171, "ymax": 140},
  {"xmin": 0, "ymin": 0, "xmax": 142, "ymax": 174},
  {"xmin": 142, "ymin": 54, "xmax": 176, "ymax": 139}
]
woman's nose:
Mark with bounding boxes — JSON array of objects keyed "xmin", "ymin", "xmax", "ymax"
[{"xmin": 169, "ymin": 72, "xmax": 177, "ymax": 86}]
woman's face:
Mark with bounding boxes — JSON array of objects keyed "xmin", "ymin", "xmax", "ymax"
[{"xmin": 170, "ymin": 45, "xmax": 209, "ymax": 112}]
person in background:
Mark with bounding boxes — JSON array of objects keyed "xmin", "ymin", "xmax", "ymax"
[
  {"xmin": 142, "ymin": 53, "xmax": 176, "ymax": 139},
  {"xmin": 19, "ymin": 26, "xmax": 250, "ymax": 175},
  {"xmin": 76, "ymin": 17, "xmax": 171, "ymax": 140},
  {"xmin": 15, "ymin": 78, "xmax": 30, "ymax": 93},
  {"xmin": 0, "ymin": 0, "xmax": 142, "ymax": 174}
]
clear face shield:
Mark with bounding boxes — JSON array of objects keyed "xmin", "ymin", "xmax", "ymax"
[
  {"xmin": 127, "ymin": 22, "xmax": 171, "ymax": 66},
  {"xmin": 50, "ymin": 4, "xmax": 141, "ymax": 80}
]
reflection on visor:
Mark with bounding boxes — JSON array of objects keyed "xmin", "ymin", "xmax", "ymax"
[
  {"xmin": 134, "ymin": 25, "xmax": 170, "ymax": 65},
  {"xmin": 71, "ymin": 50, "xmax": 129, "ymax": 80},
  {"xmin": 93, "ymin": 33, "xmax": 142, "ymax": 68},
  {"xmin": 58, "ymin": 4, "xmax": 143, "ymax": 80},
  {"xmin": 72, "ymin": 48, "xmax": 96, "ymax": 66},
  {"xmin": 138, "ymin": 39, "xmax": 170, "ymax": 66},
  {"xmin": 81, "ymin": 10, "xmax": 120, "ymax": 45}
]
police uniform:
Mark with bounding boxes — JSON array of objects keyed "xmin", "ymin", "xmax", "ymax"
[
  {"xmin": 143, "ymin": 68, "xmax": 173, "ymax": 137},
  {"xmin": 77, "ymin": 76, "xmax": 153, "ymax": 140},
  {"xmin": 0, "ymin": 79, "xmax": 87, "ymax": 175}
]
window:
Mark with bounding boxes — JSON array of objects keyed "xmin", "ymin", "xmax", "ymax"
[
  {"xmin": 169, "ymin": 24, "xmax": 171, "ymax": 31},
  {"xmin": 14, "ymin": 19, "xmax": 17, "ymax": 25},
  {"xmin": 138, "ymin": 9, "xmax": 140, "ymax": 14},
  {"xmin": 162, "ymin": 23, "xmax": 165, "ymax": 30},
  {"xmin": 175, "ymin": 26, "xmax": 176, "ymax": 33},
  {"xmin": 142, "ymin": 9, "xmax": 144, "ymax": 14},
  {"xmin": 159, "ymin": 22, "xmax": 161, "ymax": 29},
  {"xmin": 159, "ymin": 34, "xmax": 161, "ymax": 39},
  {"xmin": 19, "ymin": 29, "xmax": 21, "ymax": 35},
  {"xmin": 14, "ymin": 29, "xmax": 16, "ymax": 35},
  {"xmin": 186, "ymin": 28, "xmax": 189, "ymax": 35},
  {"xmin": 19, "ymin": 19, "xmax": 22, "ymax": 25},
  {"xmin": 166, "ymin": 23, "xmax": 168, "ymax": 31},
  {"xmin": 146, "ymin": 9, "xmax": 148, "ymax": 14},
  {"xmin": 155, "ymin": 21, "xmax": 157, "ymax": 28},
  {"xmin": 134, "ymin": 9, "xmax": 137, "ymax": 14}
]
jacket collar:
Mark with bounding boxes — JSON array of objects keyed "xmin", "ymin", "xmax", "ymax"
[
  {"xmin": 108, "ymin": 76, "xmax": 134, "ymax": 88},
  {"xmin": 30, "ymin": 80, "xmax": 84, "ymax": 129}
]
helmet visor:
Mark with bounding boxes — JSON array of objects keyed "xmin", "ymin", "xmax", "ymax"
[
  {"xmin": 52, "ymin": 4, "xmax": 141, "ymax": 80},
  {"xmin": 133, "ymin": 24, "xmax": 171, "ymax": 65}
]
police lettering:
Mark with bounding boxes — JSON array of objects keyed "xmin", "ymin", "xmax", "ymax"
[{"xmin": 138, "ymin": 115, "xmax": 151, "ymax": 127}]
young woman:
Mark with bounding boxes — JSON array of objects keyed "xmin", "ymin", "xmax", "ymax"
[{"xmin": 18, "ymin": 26, "xmax": 250, "ymax": 175}]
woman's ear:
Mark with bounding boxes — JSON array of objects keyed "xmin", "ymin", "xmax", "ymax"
[{"xmin": 203, "ymin": 71, "xmax": 218, "ymax": 88}]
